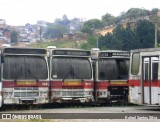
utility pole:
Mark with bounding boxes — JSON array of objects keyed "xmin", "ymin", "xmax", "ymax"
[
  {"xmin": 97, "ymin": 36, "xmax": 99, "ymax": 48},
  {"xmin": 39, "ymin": 26, "xmax": 42, "ymax": 47},
  {"xmin": 149, "ymin": 11, "xmax": 160, "ymax": 48},
  {"xmin": 155, "ymin": 22, "xmax": 158, "ymax": 48},
  {"xmin": 96, "ymin": 33, "xmax": 101, "ymax": 48}
]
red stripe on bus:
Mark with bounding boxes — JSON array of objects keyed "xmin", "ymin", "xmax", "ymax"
[
  {"xmin": 95, "ymin": 81, "xmax": 129, "ymax": 89},
  {"xmin": 96, "ymin": 82, "xmax": 109, "ymax": 89},
  {"xmin": 50, "ymin": 80, "xmax": 94, "ymax": 89},
  {"xmin": 2, "ymin": 81, "xmax": 49, "ymax": 87},
  {"xmin": 129, "ymin": 80, "xmax": 160, "ymax": 87}
]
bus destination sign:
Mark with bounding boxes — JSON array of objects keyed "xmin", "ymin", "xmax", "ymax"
[
  {"xmin": 52, "ymin": 50, "xmax": 91, "ymax": 56},
  {"xmin": 99, "ymin": 52, "xmax": 130, "ymax": 57},
  {"xmin": 3, "ymin": 48, "xmax": 46, "ymax": 55}
]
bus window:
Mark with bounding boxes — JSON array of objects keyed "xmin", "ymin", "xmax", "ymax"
[
  {"xmin": 71, "ymin": 58, "xmax": 92, "ymax": 79},
  {"xmin": 52, "ymin": 57, "xmax": 92, "ymax": 79},
  {"xmin": 98, "ymin": 59, "xmax": 129, "ymax": 80},
  {"xmin": 131, "ymin": 53, "xmax": 140, "ymax": 75},
  {"xmin": 52, "ymin": 58, "xmax": 70, "ymax": 79},
  {"xmin": 117, "ymin": 59, "xmax": 129, "ymax": 79},
  {"xmin": 3, "ymin": 56, "xmax": 48, "ymax": 80},
  {"xmin": 98, "ymin": 59, "xmax": 118, "ymax": 80},
  {"xmin": 152, "ymin": 62, "xmax": 158, "ymax": 82}
]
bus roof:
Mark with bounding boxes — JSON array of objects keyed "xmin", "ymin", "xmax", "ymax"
[
  {"xmin": 131, "ymin": 48, "xmax": 160, "ymax": 53},
  {"xmin": 98, "ymin": 50, "xmax": 130, "ymax": 58},
  {"xmin": 51, "ymin": 48, "xmax": 91, "ymax": 57},
  {"xmin": 100, "ymin": 50, "xmax": 129, "ymax": 53},
  {"xmin": 2, "ymin": 47, "xmax": 47, "ymax": 55}
]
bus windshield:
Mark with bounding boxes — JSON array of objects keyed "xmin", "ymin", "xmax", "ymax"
[
  {"xmin": 51, "ymin": 57, "xmax": 92, "ymax": 79},
  {"xmin": 98, "ymin": 59, "xmax": 129, "ymax": 80},
  {"xmin": 3, "ymin": 56, "xmax": 48, "ymax": 80}
]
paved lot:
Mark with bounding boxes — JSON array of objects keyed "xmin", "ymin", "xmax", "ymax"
[{"xmin": 1, "ymin": 105, "xmax": 160, "ymax": 121}]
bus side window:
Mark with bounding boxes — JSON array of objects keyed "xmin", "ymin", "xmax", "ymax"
[
  {"xmin": 131, "ymin": 53, "xmax": 140, "ymax": 75},
  {"xmin": 152, "ymin": 62, "xmax": 158, "ymax": 82}
]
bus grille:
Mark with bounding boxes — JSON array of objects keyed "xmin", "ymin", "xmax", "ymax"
[
  {"xmin": 14, "ymin": 87, "xmax": 39, "ymax": 97},
  {"xmin": 62, "ymin": 90, "xmax": 84, "ymax": 97},
  {"xmin": 14, "ymin": 92, "xmax": 39, "ymax": 97},
  {"xmin": 14, "ymin": 87, "xmax": 38, "ymax": 90}
]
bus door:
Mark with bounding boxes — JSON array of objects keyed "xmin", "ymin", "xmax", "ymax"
[{"xmin": 142, "ymin": 56, "xmax": 159, "ymax": 105}]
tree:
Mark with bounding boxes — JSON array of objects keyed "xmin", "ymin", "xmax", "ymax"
[
  {"xmin": 122, "ymin": 23, "xmax": 139, "ymax": 50},
  {"xmin": 98, "ymin": 19, "xmax": 157, "ymax": 50},
  {"xmin": 81, "ymin": 19, "xmax": 104, "ymax": 35},
  {"xmin": 125, "ymin": 8, "xmax": 148, "ymax": 20},
  {"xmin": 11, "ymin": 30, "xmax": 19, "ymax": 44},
  {"xmin": 136, "ymin": 20, "xmax": 155, "ymax": 48},
  {"xmin": 151, "ymin": 8, "xmax": 159, "ymax": 16},
  {"xmin": 101, "ymin": 13, "xmax": 116, "ymax": 26},
  {"xmin": 81, "ymin": 36, "xmax": 97, "ymax": 50}
]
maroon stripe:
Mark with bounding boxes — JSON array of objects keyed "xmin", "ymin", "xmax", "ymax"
[
  {"xmin": 2, "ymin": 81, "xmax": 49, "ymax": 88},
  {"xmin": 129, "ymin": 80, "xmax": 160, "ymax": 87},
  {"xmin": 50, "ymin": 80, "xmax": 94, "ymax": 89}
]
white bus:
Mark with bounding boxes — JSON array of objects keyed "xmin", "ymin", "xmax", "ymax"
[
  {"xmin": 48, "ymin": 48, "xmax": 94, "ymax": 103},
  {"xmin": 1, "ymin": 47, "xmax": 49, "ymax": 105},
  {"xmin": 129, "ymin": 48, "xmax": 160, "ymax": 105}
]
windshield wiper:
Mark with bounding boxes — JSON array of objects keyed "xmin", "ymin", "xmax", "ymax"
[
  {"xmin": 14, "ymin": 69, "xmax": 22, "ymax": 82},
  {"xmin": 62, "ymin": 70, "xmax": 71, "ymax": 81},
  {"xmin": 72, "ymin": 71, "xmax": 84, "ymax": 82}
]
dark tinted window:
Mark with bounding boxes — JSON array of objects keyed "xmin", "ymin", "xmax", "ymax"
[
  {"xmin": 51, "ymin": 57, "xmax": 92, "ymax": 79},
  {"xmin": 98, "ymin": 59, "xmax": 129, "ymax": 80},
  {"xmin": 152, "ymin": 62, "xmax": 158, "ymax": 82},
  {"xmin": 3, "ymin": 56, "xmax": 48, "ymax": 80}
]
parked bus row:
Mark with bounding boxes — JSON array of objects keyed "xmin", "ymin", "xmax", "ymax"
[
  {"xmin": 1, "ymin": 46, "xmax": 159, "ymax": 107},
  {"xmin": 0, "ymin": 47, "xmax": 130, "ymax": 107}
]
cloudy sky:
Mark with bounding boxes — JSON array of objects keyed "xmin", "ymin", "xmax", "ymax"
[{"xmin": 0, "ymin": 0, "xmax": 160, "ymax": 26}]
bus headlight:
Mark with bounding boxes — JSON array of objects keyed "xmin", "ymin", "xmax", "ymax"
[{"xmin": 85, "ymin": 91, "xmax": 92, "ymax": 96}]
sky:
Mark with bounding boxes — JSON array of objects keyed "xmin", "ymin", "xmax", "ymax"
[{"xmin": 0, "ymin": 0, "xmax": 160, "ymax": 26}]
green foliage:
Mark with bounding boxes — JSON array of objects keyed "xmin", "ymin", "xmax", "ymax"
[
  {"xmin": 31, "ymin": 40, "xmax": 80, "ymax": 49},
  {"xmin": 11, "ymin": 30, "xmax": 19, "ymax": 44},
  {"xmin": 111, "ymin": 8, "xmax": 160, "ymax": 24},
  {"xmin": 136, "ymin": 20, "xmax": 155, "ymax": 48},
  {"xmin": 102, "ymin": 13, "xmax": 116, "ymax": 26},
  {"xmin": 98, "ymin": 20, "xmax": 157, "ymax": 50},
  {"xmin": 80, "ymin": 36, "xmax": 97, "ymax": 50},
  {"xmin": 81, "ymin": 19, "xmax": 104, "ymax": 35},
  {"xmin": 151, "ymin": 8, "xmax": 159, "ymax": 15},
  {"xmin": 125, "ymin": 8, "xmax": 148, "ymax": 19}
]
